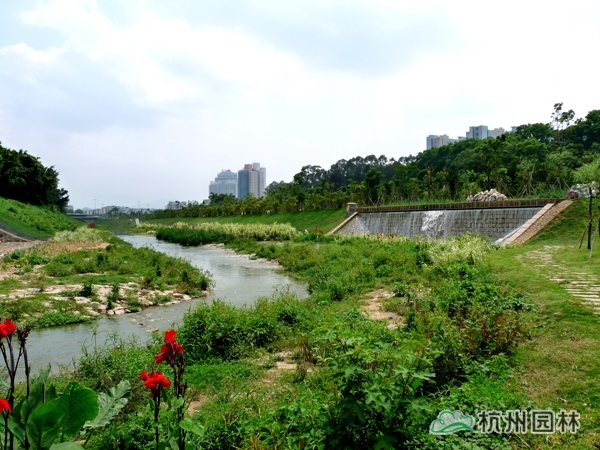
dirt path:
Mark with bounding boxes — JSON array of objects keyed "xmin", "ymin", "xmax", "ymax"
[
  {"xmin": 361, "ymin": 289, "xmax": 404, "ymax": 329},
  {"xmin": 0, "ymin": 241, "xmax": 43, "ymax": 260},
  {"xmin": 517, "ymin": 245, "xmax": 600, "ymax": 313}
]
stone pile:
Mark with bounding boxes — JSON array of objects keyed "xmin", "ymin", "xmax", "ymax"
[
  {"xmin": 568, "ymin": 182, "xmax": 598, "ymax": 199},
  {"xmin": 466, "ymin": 189, "xmax": 507, "ymax": 202}
]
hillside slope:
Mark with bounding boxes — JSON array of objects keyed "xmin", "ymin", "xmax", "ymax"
[{"xmin": 0, "ymin": 197, "xmax": 80, "ymax": 240}]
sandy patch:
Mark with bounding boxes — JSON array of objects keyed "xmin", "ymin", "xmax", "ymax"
[{"xmin": 361, "ymin": 289, "xmax": 405, "ymax": 329}]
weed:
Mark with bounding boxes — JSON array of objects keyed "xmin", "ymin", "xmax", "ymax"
[{"xmin": 79, "ymin": 280, "xmax": 94, "ymax": 297}]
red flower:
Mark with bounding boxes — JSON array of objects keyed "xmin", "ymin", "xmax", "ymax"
[
  {"xmin": 155, "ymin": 329, "xmax": 183, "ymax": 366},
  {"xmin": 0, "ymin": 319, "xmax": 16, "ymax": 339},
  {"xmin": 0, "ymin": 398, "xmax": 11, "ymax": 413},
  {"xmin": 140, "ymin": 369, "xmax": 171, "ymax": 391}
]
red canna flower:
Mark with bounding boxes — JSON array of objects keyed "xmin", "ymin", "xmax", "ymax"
[
  {"xmin": 140, "ymin": 369, "xmax": 171, "ymax": 392},
  {"xmin": 0, "ymin": 319, "xmax": 16, "ymax": 339},
  {"xmin": 0, "ymin": 398, "xmax": 11, "ymax": 413},
  {"xmin": 155, "ymin": 329, "xmax": 183, "ymax": 366}
]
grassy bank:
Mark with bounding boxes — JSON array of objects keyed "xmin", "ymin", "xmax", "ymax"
[
  {"xmin": 100, "ymin": 208, "xmax": 346, "ymax": 235},
  {"xmin": 0, "ymin": 229, "xmax": 211, "ymax": 328},
  {"xmin": 0, "ymin": 196, "xmax": 80, "ymax": 239},
  {"xmin": 484, "ymin": 198, "xmax": 600, "ymax": 448}
]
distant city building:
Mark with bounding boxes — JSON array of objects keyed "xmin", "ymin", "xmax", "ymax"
[
  {"xmin": 466, "ymin": 125, "xmax": 488, "ymax": 140},
  {"xmin": 166, "ymin": 201, "xmax": 188, "ymax": 210},
  {"xmin": 237, "ymin": 162, "xmax": 267, "ymax": 199},
  {"xmin": 209, "ymin": 169, "xmax": 238, "ymax": 198},
  {"xmin": 65, "ymin": 205, "xmax": 74, "ymax": 213},
  {"xmin": 426, "ymin": 124, "xmax": 515, "ymax": 149},
  {"xmin": 426, "ymin": 134, "xmax": 458, "ymax": 150}
]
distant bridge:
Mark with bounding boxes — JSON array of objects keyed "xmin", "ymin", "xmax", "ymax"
[{"xmin": 66, "ymin": 214, "xmax": 100, "ymax": 224}]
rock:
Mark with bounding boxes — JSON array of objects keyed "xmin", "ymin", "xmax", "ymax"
[
  {"xmin": 466, "ymin": 189, "xmax": 507, "ymax": 202},
  {"xmin": 568, "ymin": 182, "xmax": 598, "ymax": 199},
  {"xmin": 107, "ymin": 310, "xmax": 115, "ymax": 315},
  {"xmin": 149, "ymin": 328, "xmax": 159, "ymax": 333},
  {"xmin": 173, "ymin": 293, "xmax": 184, "ymax": 299},
  {"xmin": 113, "ymin": 307, "xmax": 126, "ymax": 315},
  {"xmin": 182, "ymin": 294, "xmax": 191, "ymax": 301},
  {"xmin": 171, "ymin": 300, "xmax": 181, "ymax": 305},
  {"xmin": 75, "ymin": 297, "xmax": 90, "ymax": 304},
  {"xmin": 96, "ymin": 304, "xmax": 108, "ymax": 311}
]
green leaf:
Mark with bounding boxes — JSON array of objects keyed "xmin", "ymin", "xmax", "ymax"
[
  {"xmin": 171, "ymin": 397, "xmax": 184, "ymax": 409},
  {"xmin": 59, "ymin": 382, "xmax": 98, "ymax": 437},
  {"xmin": 179, "ymin": 417, "xmax": 204, "ymax": 436},
  {"xmin": 50, "ymin": 443, "xmax": 85, "ymax": 450},
  {"xmin": 26, "ymin": 399, "xmax": 65, "ymax": 450},
  {"xmin": 84, "ymin": 380, "xmax": 130, "ymax": 430},
  {"xmin": 22, "ymin": 365, "xmax": 51, "ymax": 425},
  {"xmin": 8, "ymin": 400, "xmax": 26, "ymax": 445}
]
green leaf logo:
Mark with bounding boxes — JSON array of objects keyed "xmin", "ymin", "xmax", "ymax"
[{"xmin": 429, "ymin": 410, "xmax": 475, "ymax": 435}]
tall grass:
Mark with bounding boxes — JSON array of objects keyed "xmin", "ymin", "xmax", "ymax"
[
  {"xmin": 53, "ymin": 227, "xmax": 103, "ymax": 242},
  {"xmin": 139, "ymin": 221, "xmax": 298, "ymax": 244}
]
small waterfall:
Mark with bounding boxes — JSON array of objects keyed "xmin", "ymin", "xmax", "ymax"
[
  {"xmin": 421, "ymin": 211, "xmax": 444, "ymax": 238},
  {"xmin": 338, "ymin": 207, "xmax": 542, "ymax": 241}
]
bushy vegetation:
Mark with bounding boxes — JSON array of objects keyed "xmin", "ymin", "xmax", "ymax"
[
  {"xmin": 141, "ymin": 221, "xmax": 298, "ymax": 245},
  {"xmin": 53, "ymin": 227, "xmax": 103, "ymax": 242},
  {"xmin": 0, "ymin": 196, "xmax": 79, "ymax": 239},
  {"xmin": 67, "ymin": 232, "xmax": 531, "ymax": 449}
]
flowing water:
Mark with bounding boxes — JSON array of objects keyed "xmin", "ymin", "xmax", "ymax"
[
  {"xmin": 339, "ymin": 207, "xmax": 542, "ymax": 241},
  {"xmin": 24, "ymin": 235, "xmax": 308, "ymax": 373}
]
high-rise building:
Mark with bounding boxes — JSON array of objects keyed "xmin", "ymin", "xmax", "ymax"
[
  {"xmin": 209, "ymin": 169, "xmax": 238, "ymax": 198},
  {"xmin": 237, "ymin": 162, "xmax": 267, "ymax": 199},
  {"xmin": 466, "ymin": 125, "xmax": 488, "ymax": 140},
  {"xmin": 426, "ymin": 134, "xmax": 458, "ymax": 150},
  {"xmin": 488, "ymin": 127, "xmax": 508, "ymax": 138}
]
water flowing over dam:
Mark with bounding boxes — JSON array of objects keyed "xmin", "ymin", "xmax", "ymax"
[{"xmin": 335, "ymin": 207, "xmax": 544, "ymax": 241}]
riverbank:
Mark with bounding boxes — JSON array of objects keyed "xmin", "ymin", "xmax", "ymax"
[
  {"xmin": 0, "ymin": 229, "xmax": 211, "ymax": 328},
  {"xmin": 97, "ymin": 208, "xmax": 346, "ymax": 234}
]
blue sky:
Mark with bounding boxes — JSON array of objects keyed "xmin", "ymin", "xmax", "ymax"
[{"xmin": 1, "ymin": 0, "xmax": 599, "ymax": 208}]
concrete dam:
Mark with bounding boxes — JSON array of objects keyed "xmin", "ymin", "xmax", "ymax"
[{"xmin": 332, "ymin": 199, "xmax": 569, "ymax": 244}]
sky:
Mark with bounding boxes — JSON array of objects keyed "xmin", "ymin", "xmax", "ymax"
[{"xmin": 1, "ymin": 0, "xmax": 599, "ymax": 209}]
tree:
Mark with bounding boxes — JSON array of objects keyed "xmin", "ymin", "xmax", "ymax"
[
  {"xmin": 364, "ymin": 168, "xmax": 384, "ymax": 205},
  {"xmin": 479, "ymin": 135, "xmax": 508, "ymax": 188},
  {"xmin": 0, "ymin": 143, "xmax": 69, "ymax": 210}
]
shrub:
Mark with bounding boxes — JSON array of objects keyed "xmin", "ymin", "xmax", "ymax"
[
  {"xmin": 53, "ymin": 227, "xmax": 102, "ymax": 242},
  {"xmin": 147, "ymin": 221, "xmax": 298, "ymax": 244}
]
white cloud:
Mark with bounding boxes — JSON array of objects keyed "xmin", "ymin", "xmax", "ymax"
[{"xmin": 0, "ymin": 0, "xmax": 599, "ymax": 208}]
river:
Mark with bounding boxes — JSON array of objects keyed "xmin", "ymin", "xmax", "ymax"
[{"xmin": 24, "ymin": 235, "xmax": 307, "ymax": 373}]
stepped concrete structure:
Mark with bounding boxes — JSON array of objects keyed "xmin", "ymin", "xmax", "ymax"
[{"xmin": 330, "ymin": 199, "xmax": 569, "ymax": 244}]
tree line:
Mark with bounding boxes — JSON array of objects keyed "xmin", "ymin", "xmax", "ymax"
[
  {"xmin": 0, "ymin": 142, "xmax": 70, "ymax": 210},
  {"xmin": 151, "ymin": 103, "xmax": 600, "ymax": 219}
]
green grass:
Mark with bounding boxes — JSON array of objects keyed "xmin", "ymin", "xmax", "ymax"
[
  {"xmin": 1, "ymin": 233, "xmax": 212, "ymax": 328},
  {"xmin": 479, "ymin": 198, "xmax": 600, "ymax": 448},
  {"xmin": 0, "ymin": 196, "xmax": 80, "ymax": 239},
  {"xmin": 141, "ymin": 209, "xmax": 346, "ymax": 234}
]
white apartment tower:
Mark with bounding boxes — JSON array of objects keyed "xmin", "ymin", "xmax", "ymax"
[
  {"xmin": 209, "ymin": 170, "xmax": 238, "ymax": 198},
  {"xmin": 426, "ymin": 134, "xmax": 458, "ymax": 150}
]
